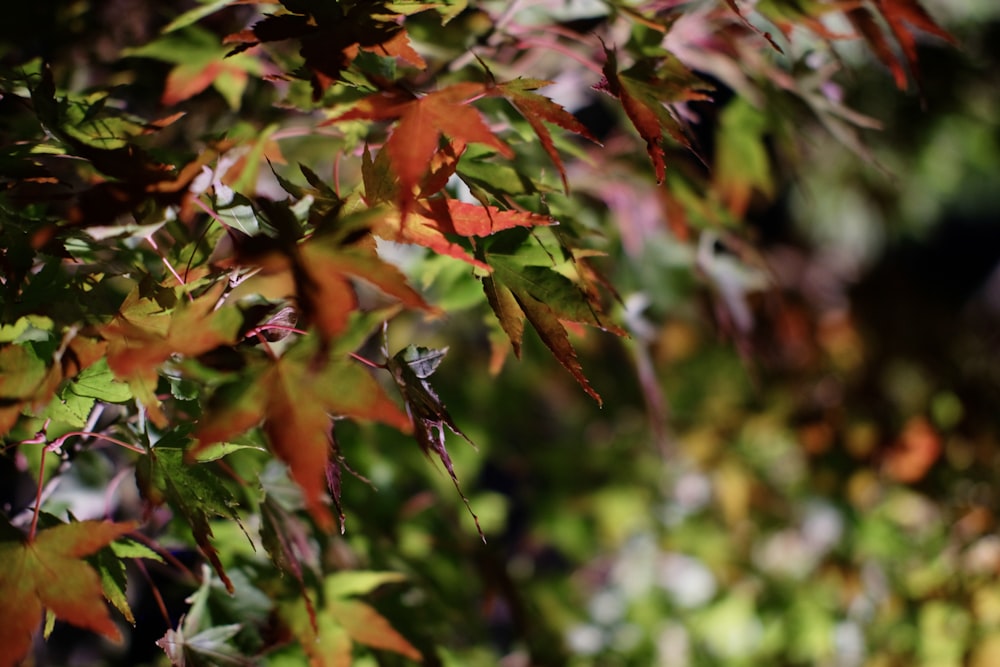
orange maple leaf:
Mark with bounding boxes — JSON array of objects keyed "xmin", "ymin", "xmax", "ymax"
[
  {"xmin": 0, "ymin": 519, "xmax": 138, "ymax": 667},
  {"xmin": 101, "ymin": 282, "xmax": 241, "ymax": 426},
  {"xmin": 327, "ymin": 82, "xmax": 513, "ymax": 215},
  {"xmin": 192, "ymin": 338, "xmax": 412, "ymax": 530}
]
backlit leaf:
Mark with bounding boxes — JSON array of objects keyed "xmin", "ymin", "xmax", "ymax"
[
  {"xmin": 137, "ymin": 443, "xmax": 244, "ymax": 593},
  {"xmin": 492, "ymin": 78, "xmax": 600, "ymax": 192},
  {"xmin": 482, "ymin": 252, "xmax": 626, "ymax": 405},
  {"xmin": 280, "ymin": 571, "xmax": 421, "ymax": 665},
  {"xmin": 193, "ymin": 336, "xmax": 411, "ymax": 529},
  {"xmin": 595, "ymin": 47, "xmax": 711, "ymax": 183},
  {"xmin": 0, "ymin": 518, "xmax": 137, "ymax": 667},
  {"xmin": 329, "ymin": 82, "xmax": 513, "ymax": 215},
  {"xmin": 102, "ymin": 282, "xmax": 241, "ymax": 425}
]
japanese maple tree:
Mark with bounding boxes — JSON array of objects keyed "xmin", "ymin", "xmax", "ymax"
[{"xmin": 0, "ymin": 0, "xmax": 957, "ymax": 664}]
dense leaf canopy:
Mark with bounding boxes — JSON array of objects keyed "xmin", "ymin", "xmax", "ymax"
[{"xmin": 2, "ymin": 0, "xmax": 998, "ymax": 665}]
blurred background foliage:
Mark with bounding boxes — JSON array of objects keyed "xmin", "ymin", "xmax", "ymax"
[{"xmin": 3, "ymin": 1, "xmax": 1000, "ymax": 666}]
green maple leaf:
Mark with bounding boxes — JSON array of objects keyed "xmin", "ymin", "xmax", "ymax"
[
  {"xmin": 0, "ymin": 335, "xmax": 109, "ymax": 436},
  {"xmin": 481, "ymin": 244, "xmax": 626, "ymax": 406},
  {"xmin": 157, "ymin": 567, "xmax": 253, "ymax": 667},
  {"xmin": 136, "ymin": 440, "xmax": 244, "ymax": 593},
  {"xmin": 0, "ymin": 518, "xmax": 138, "ymax": 667}
]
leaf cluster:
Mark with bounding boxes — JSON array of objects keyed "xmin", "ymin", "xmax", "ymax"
[{"xmin": 0, "ymin": 0, "xmax": 958, "ymax": 664}]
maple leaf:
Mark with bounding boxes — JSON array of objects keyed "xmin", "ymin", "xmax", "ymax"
[
  {"xmin": 362, "ymin": 138, "xmax": 468, "ymax": 206},
  {"xmin": 371, "ymin": 198, "xmax": 553, "ymax": 269},
  {"xmin": 491, "ymin": 78, "xmax": 600, "ymax": 193},
  {"xmin": 227, "ymin": 200, "xmax": 436, "ymax": 340},
  {"xmin": 847, "ymin": 0, "xmax": 954, "ymax": 91},
  {"xmin": 191, "ymin": 335, "xmax": 412, "ymax": 530},
  {"xmin": 280, "ymin": 571, "xmax": 422, "ymax": 667},
  {"xmin": 101, "ymin": 281, "xmax": 242, "ymax": 426},
  {"xmin": 0, "ymin": 518, "xmax": 138, "ymax": 667},
  {"xmin": 595, "ymin": 47, "xmax": 711, "ymax": 184},
  {"xmin": 157, "ymin": 566, "xmax": 253, "ymax": 667},
  {"xmin": 481, "ymin": 247, "xmax": 627, "ymax": 406},
  {"xmin": 136, "ymin": 439, "xmax": 244, "ymax": 593},
  {"xmin": 125, "ymin": 26, "xmax": 264, "ymax": 110},
  {"xmin": 27, "ymin": 65, "xmax": 219, "ymax": 226},
  {"xmin": 0, "ymin": 343, "xmax": 61, "ymax": 435},
  {"xmin": 0, "ymin": 334, "xmax": 108, "ymax": 437},
  {"xmin": 387, "ymin": 344, "xmax": 483, "ymax": 538},
  {"xmin": 327, "ymin": 82, "xmax": 513, "ymax": 215},
  {"xmin": 95, "ymin": 538, "xmax": 164, "ymax": 626},
  {"xmin": 260, "ymin": 492, "xmax": 320, "ymax": 633},
  {"xmin": 225, "ymin": 0, "xmax": 425, "ymax": 99}
]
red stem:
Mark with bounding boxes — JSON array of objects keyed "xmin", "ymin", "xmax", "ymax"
[
  {"xmin": 28, "ymin": 447, "xmax": 46, "ymax": 542},
  {"xmin": 350, "ymin": 352, "xmax": 385, "ymax": 369},
  {"xmin": 50, "ymin": 432, "xmax": 146, "ymax": 454},
  {"xmin": 244, "ymin": 324, "xmax": 308, "ymax": 340},
  {"xmin": 135, "ymin": 559, "xmax": 172, "ymax": 626},
  {"xmin": 127, "ymin": 530, "xmax": 197, "ymax": 582},
  {"xmin": 255, "ymin": 332, "xmax": 279, "ymax": 361}
]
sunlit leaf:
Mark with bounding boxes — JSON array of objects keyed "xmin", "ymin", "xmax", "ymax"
[{"xmin": 0, "ymin": 518, "xmax": 137, "ymax": 666}]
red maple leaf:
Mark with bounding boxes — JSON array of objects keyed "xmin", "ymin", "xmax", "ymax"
[
  {"xmin": 490, "ymin": 78, "xmax": 600, "ymax": 192},
  {"xmin": 848, "ymin": 0, "xmax": 954, "ymax": 90},
  {"xmin": 595, "ymin": 47, "xmax": 711, "ymax": 184},
  {"xmin": 372, "ymin": 198, "xmax": 553, "ymax": 268}
]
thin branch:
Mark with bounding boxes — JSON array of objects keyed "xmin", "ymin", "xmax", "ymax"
[
  {"xmin": 104, "ymin": 465, "xmax": 134, "ymax": 521},
  {"xmin": 127, "ymin": 530, "xmax": 198, "ymax": 582}
]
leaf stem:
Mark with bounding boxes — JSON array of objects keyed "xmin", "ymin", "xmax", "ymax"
[
  {"xmin": 193, "ymin": 196, "xmax": 236, "ymax": 238},
  {"xmin": 134, "ymin": 558, "xmax": 172, "ymax": 626},
  {"xmin": 145, "ymin": 235, "xmax": 193, "ymax": 300},
  {"xmin": 28, "ymin": 446, "xmax": 47, "ymax": 542},
  {"xmin": 127, "ymin": 530, "xmax": 197, "ymax": 582},
  {"xmin": 350, "ymin": 352, "xmax": 386, "ymax": 369},
  {"xmin": 243, "ymin": 324, "xmax": 308, "ymax": 340},
  {"xmin": 333, "ymin": 150, "xmax": 342, "ymax": 198},
  {"xmin": 49, "ymin": 432, "xmax": 146, "ymax": 454}
]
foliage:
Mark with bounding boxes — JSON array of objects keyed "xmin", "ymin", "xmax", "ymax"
[{"xmin": 1, "ymin": 0, "xmax": 992, "ymax": 665}]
